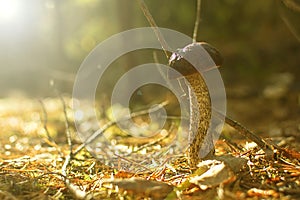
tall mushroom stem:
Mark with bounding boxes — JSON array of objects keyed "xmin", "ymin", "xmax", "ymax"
[
  {"xmin": 185, "ymin": 73, "xmax": 213, "ymax": 167},
  {"xmin": 169, "ymin": 42, "xmax": 223, "ymax": 167}
]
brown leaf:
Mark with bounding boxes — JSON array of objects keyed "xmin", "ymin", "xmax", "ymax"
[
  {"xmin": 102, "ymin": 178, "xmax": 174, "ymax": 200},
  {"xmin": 189, "ymin": 160, "xmax": 236, "ymax": 190}
]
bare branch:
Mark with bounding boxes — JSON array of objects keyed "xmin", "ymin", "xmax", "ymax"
[
  {"xmin": 137, "ymin": 0, "xmax": 171, "ymax": 58},
  {"xmin": 73, "ymin": 101, "xmax": 169, "ymax": 156},
  {"xmin": 193, "ymin": 0, "xmax": 202, "ymax": 42},
  {"xmin": 38, "ymin": 99, "xmax": 63, "ymax": 155}
]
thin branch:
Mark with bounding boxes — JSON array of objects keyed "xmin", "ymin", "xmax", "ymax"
[
  {"xmin": 137, "ymin": 0, "xmax": 171, "ymax": 58},
  {"xmin": 58, "ymin": 94, "xmax": 73, "ymax": 153},
  {"xmin": 113, "ymin": 153, "xmax": 152, "ymax": 171},
  {"xmin": 57, "ymin": 95, "xmax": 78, "ymax": 197},
  {"xmin": 280, "ymin": 12, "xmax": 300, "ymax": 42},
  {"xmin": 39, "ymin": 170, "xmax": 88, "ymax": 199},
  {"xmin": 72, "ymin": 102, "xmax": 171, "ymax": 173},
  {"xmin": 153, "ymin": 51, "xmax": 177, "ymax": 92},
  {"xmin": 125, "ymin": 122, "xmax": 176, "ymax": 156},
  {"xmin": 38, "ymin": 99, "xmax": 55, "ymax": 143},
  {"xmin": 73, "ymin": 101, "xmax": 169, "ymax": 156},
  {"xmin": 57, "ymin": 94, "xmax": 88, "ymax": 199},
  {"xmin": 193, "ymin": 0, "xmax": 202, "ymax": 43},
  {"xmin": 224, "ymin": 115, "xmax": 274, "ymax": 153},
  {"xmin": 39, "ymin": 95, "xmax": 88, "ymax": 199},
  {"xmin": 38, "ymin": 99, "xmax": 63, "ymax": 155},
  {"xmin": 282, "ymin": 0, "xmax": 300, "ymax": 12},
  {"xmin": 213, "ymin": 108, "xmax": 274, "ymax": 153}
]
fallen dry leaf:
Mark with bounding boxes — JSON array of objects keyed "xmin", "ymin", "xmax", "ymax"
[
  {"xmin": 102, "ymin": 178, "xmax": 174, "ymax": 199},
  {"xmin": 189, "ymin": 159, "xmax": 236, "ymax": 190}
]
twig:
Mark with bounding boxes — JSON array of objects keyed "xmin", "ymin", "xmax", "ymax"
[
  {"xmin": 38, "ymin": 99, "xmax": 53, "ymax": 142},
  {"xmin": 57, "ymin": 94, "xmax": 72, "ymax": 173},
  {"xmin": 153, "ymin": 51, "xmax": 185, "ymax": 97},
  {"xmin": 193, "ymin": 0, "xmax": 202, "ymax": 43},
  {"xmin": 219, "ymin": 133, "xmax": 243, "ymax": 152},
  {"xmin": 57, "ymin": 94, "xmax": 89, "ymax": 199},
  {"xmin": 113, "ymin": 153, "xmax": 152, "ymax": 171},
  {"xmin": 58, "ymin": 94, "xmax": 74, "ymax": 196},
  {"xmin": 39, "ymin": 94, "xmax": 88, "ymax": 199},
  {"xmin": 137, "ymin": 0, "xmax": 171, "ymax": 58},
  {"xmin": 213, "ymin": 108, "xmax": 274, "ymax": 153},
  {"xmin": 153, "ymin": 52, "xmax": 169, "ymax": 84},
  {"xmin": 212, "ymin": 108, "xmax": 274, "ymax": 151},
  {"xmin": 224, "ymin": 116, "xmax": 273, "ymax": 152},
  {"xmin": 73, "ymin": 101, "xmax": 169, "ymax": 156},
  {"xmin": 38, "ymin": 99, "xmax": 63, "ymax": 155},
  {"xmin": 38, "ymin": 171, "xmax": 88, "ymax": 200},
  {"xmin": 125, "ymin": 122, "xmax": 176, "ymax": 156},
  {"xmin": 280, "ymin": 11, "xmax": 300, "ymax": 42},
  {"xmin": 282, "ymin": 0, "xmax": 300, "ymax": 12},
  {"xmin": 58, "ymin": 94, "xmax": 73, "ymax": 152}
]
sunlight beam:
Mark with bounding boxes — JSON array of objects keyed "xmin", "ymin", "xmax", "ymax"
[{"xmin": 0, "ymin": 0, "xmax": 20, "ymax": 21}]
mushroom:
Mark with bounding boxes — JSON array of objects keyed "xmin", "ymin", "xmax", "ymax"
[{"xmin": 169, "ymin": 42, "xmax": 223, "ymax": 167}]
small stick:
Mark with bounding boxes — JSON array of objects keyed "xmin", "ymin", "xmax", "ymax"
[
  {"xmin": 58, "ymin": 94, "xmax": 72, "ymax": 175},
  {"xmin": 73, "ymin": 101, "xmax": 169, "ymax": 155},
  {"xmin": 38, "ymin": 99, "xmax": 63, "ymax": 155},
  {"xmin": 39, "ymin": 94, "xmax": 87, "ymax": 199},
  {"xmin": 125, "ymin": 122, "xmax": 176, "ymax": 156},
  {"xmin": 224, "ymin": 115, "xmax": 274, "ymax": 152},
  {"xmin": 57, "ymin": 94, "xmax": 88, "ymax": 199},
  {"xmin": 38, "ymin": 99, "xmax": 53, "ymax": 141},
  {"xmin": 58, "ymin": 94, "xmax": 73, "ymax": 153},
  {"xmin": 113, "ymin": 153, "xmax": 151, "ymax": 171},
  {"xmin": 137, "ymin": 0, "xmax": 171, "ymax": 58},
  {"xmin": 153, "ymin": 51, "xmax": 185, "ymax": 98},
  {"xmin": 213, "ymin": 108, "xmax": 274, "ymax": 152},
  {"xmin": 193, "ymin": 0, "xmax": 202, "ymax": 43}
]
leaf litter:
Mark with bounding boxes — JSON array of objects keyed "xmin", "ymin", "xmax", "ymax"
[{"xmin": 0, "ymin": 97, "xmax": 299, "ymax": 199}]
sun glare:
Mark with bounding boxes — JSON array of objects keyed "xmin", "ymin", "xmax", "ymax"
[{"xmin": 0, "ymin": 0, "xmax": 20, "ymax": 21}]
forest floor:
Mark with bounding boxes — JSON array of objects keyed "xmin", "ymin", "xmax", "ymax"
[{"xmin": 0, "ymin": 81, "xmax": 299, "ymax": 199}]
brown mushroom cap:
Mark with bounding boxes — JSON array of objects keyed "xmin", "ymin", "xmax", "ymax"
[{"xmin": 168, "ymin": 42, "xmax": 223, "ymax": 79}]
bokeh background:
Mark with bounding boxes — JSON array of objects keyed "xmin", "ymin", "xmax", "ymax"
[{"xmin": 0, "ymin": 0, "xmax": 299, "ymax": 134}]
